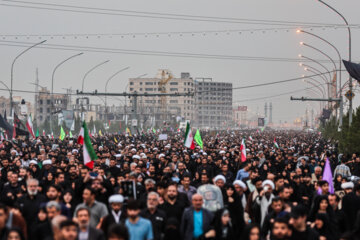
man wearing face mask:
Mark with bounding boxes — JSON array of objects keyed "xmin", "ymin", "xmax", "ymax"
[{"xmin": 15, "ymin": 178, "xmax": 46, "ymax": 240}]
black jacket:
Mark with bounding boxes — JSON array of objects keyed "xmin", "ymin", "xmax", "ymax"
[
  {"xmin": 180, "ymin": 207, "xmax": 214, "ymax": 240},
  {"xmin": 140, "ymin": 208, "xmax": 167, "ymax": 240}
]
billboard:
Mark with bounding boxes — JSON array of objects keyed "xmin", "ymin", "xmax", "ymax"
[
  {"xmin": 237, "ymin": 106, "xmax": 247, "ymax": 111},
  {"xmin": 62, "ymin": 110, "xmax": 74, "ymax": 129},
  {"xmin": 258, "ymin": 118, "xmax": 265, "ymax": 127}
]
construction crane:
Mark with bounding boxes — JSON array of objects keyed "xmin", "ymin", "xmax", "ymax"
[{"xmin": 158, "ymin": 70, "xmax": 173, "ymax": 122}]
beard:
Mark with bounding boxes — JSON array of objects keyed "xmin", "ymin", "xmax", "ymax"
[
  {"xmin": 168, "ymin": 195, "xmax": 176, "ymax": 200},
  {"xmin": 28, "ymin": 189, "xmax": 38, "ymax": 196}
]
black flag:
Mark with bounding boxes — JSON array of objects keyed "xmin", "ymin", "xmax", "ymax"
[{"xmin": 343, "ymin": 60, "xmax": 360, "ymax": 83}]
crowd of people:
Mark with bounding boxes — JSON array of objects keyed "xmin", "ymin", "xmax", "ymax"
[{"xmin": 0, "ymin": 129, "xmax": 359, "ymax": 240}]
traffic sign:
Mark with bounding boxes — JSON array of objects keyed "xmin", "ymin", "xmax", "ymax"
[{"xmin": 345, "ymin": 90, "xmax": 355, "ymax": 100}]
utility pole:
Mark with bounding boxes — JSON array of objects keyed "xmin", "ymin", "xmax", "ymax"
[
  {"xmin": 269, "ymin": 102, "xmax": 273, "ymax": 124},
  {"xmin": 34, "ymin": 68, "xmax": 39, "ymax": 127},
  {"xmin": 290, "ymin": 96, "xmax": 343, "ymax": 129}
]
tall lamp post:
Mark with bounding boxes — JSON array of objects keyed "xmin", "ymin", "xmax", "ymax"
[
  {"xmin": 104, "ymin": 66, "xmax": 130, "ymax": 126},
  {"xmin": 80, "ymin": 60, "xmax": 110, "ymax": 120},
  {"xmin": 10, "ymin": 40, "xmax": 46, "ymax": 117},
  {"xmin": 318, "ymin": 0, "xmax": 352, "ymax": 124},
  {"xmin": 300, "ymin": 42, "xmax": 339, "ymax": 117},
  {"xmin": 297, "ymin": 30, "xmax": 342, "ymax": 98},
  {"xmin": 50, "ymin": 52, "xmax": 83, "ymax": 132}
]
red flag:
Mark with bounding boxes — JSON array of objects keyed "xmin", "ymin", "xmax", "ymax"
[
  {"xmin": 12, "ymin": 122, "xmax": 16, "ymax": 139},
  {"xmin": 26, "ymin": 115, "xmax": 35, "ymax": 138},
  {"xmin": 240, "ymin": 139, "xmax": 247, "ymax": 162},
  {"xmin": 77, "ymin": 127, "xmax": 84, "ymax": 144}
]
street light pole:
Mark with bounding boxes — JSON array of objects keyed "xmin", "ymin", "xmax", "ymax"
[
  {"xmin": 10, "ymin": 40, "xmax": 46, "ymax": 117},
  {"xmin": 297, "ymin": 30, "xmax": 342, "ymax": 98},
  {"xmin": 300, "ymin": 42, "xmax": 339, "ymax": 118},
  {"xmin": 104, "ymin": 66, "xmax": 130, "ymax": 127},
  {"xmin": 80, "ymin": 60, "xmax": 110, "ymax": 121},
  {"xmin": 318, "ymin": 0, "xmax": 352, "ymax": 124},
  {"xmin": 50, "ymin": 52, "xmax": 83, "ymax": 132}
]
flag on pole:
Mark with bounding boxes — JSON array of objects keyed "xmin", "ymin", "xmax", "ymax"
[
  {"xmin": 240, "ymin": 138, "xmax": 247, "ymax": 162},
  {"xmin": 0, "ymin": 131, "xmax": 4, "ymax": 141},
  {"xmin": 322, "ymin": 158, "xmax": 334, "ymax": 194},
  {"xmin": 274, "ymin": 138, "xmax": 279, "ymax": 149},
  {"xmin": 249, "ymin": 136, "xmax": 253, "ymax": 141},
  {"xmin": 194, "ymin": 129, "xmax": 203, "ymax": 149},
  {"xmin": 184, "ymin": 122, "xmax": 195, "ymax": 149},
  {"xmin": 26, "ymin": 114, "xmax": 35, "ymax": 138},
  {"xmin": 42, "ymin": 129, "xmax": 45, "ymax": 137},
  {"xmin": 126, "ymin": 127, "xmax": 132, "ymax": 137},
  {"xmin": 77, "ymin": 126, "xmax": 84, "ymax": 144},
  {"xmin": 51, "ymin": 132, "xmax": 54, "ymax": 139},
  {"xmin": 93, "ymin": 125, "xmax": 96, "ymax": 136},
  {"xmin": 70, "ymin": 120, "xmax": 75, "ymax": 131},
  {"xmin": 60, "ymin": 126, "xmax": 66, "ymax": 140},
  {"xmin": 69, "ymin": 131, "xmax": 73, "ymax": 138},
  {"xmin": 152, "ymin": 128, "xmax": 156, "ymax": 134},
  {"xmin": 35, "ymin": 129, "xmax": 39, "ymax": 137},
  {"xmin": 81, "ymin": 121, "xmax": 98, "ymax": 169},
  {"xmin": 114, "ymin": 137, "xmax": 118, "ymax": 143},
  {"xmin": 98, "ymin": 130, "xmax": 103, "ymax": 136},
  {"xmin": 12, "ymin": 123, "xmax": 16, "ymax": 139}
]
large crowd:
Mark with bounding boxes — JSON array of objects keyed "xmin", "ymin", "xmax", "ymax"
[{"xmin": 0, "ymin": 129, "xmax": 359, "ymax": 240}]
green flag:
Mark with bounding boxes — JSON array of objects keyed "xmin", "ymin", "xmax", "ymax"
[
  {"xmin": 194, "ymin": 129, "xmax": 203, "ymax": 149},
  {"xmin": 35, "ymin": 129, "xmax": 39, "ymax": 137},
  {"xmin": 152, "ymin": 128, "xmax": 156, "ymax": 134},
  {"xmin": 60, "ymin": 126, "xmax": 66, "ymax": 140},
  {"xmin": 69, "ymin": 131, "xmax": 73, "ymax": 138}
]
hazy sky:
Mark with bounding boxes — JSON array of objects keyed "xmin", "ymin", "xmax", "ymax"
[{"xmin": 0, "ymin": 0, "xmax": 359, "ymax": 123}]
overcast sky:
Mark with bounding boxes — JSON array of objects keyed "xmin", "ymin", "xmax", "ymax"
[{"xmin": 0, "ymin": 0, "xmax": 359, "ymax": 123}]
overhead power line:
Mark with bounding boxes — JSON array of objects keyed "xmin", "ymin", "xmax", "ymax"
[
  {"xmin": 0, "ymin": 40, "xmax": 337, "ymax": 63},
  {"xmin": 1, "ymin": 24, "xmax": 359, "ymax": 40},
  {"xmin": 2, "ymin": 0, "xmax": 359, "ymax": 27},
  {"xmin": 0, "ymin": 71, "xmax": 331, "ymax": 96}
]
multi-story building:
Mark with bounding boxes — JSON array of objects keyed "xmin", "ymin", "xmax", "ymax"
[
  {"xmin": 0, "ymin": 96, "xmax": 32, "ymax": 120},
  {"xmin": 233, "ymin": 106, "xmax": 248, "ymax": 127},
  {"xmin": 195, "ymin": 78, "xmax": 233, "ymax": 129},
  {"xmin": 128, "ymin": 70, "xmax": 195, "ymax": 127},
  {"xmin": 36, "ymin": 87, "xmax": 69, "ymax": 124}
]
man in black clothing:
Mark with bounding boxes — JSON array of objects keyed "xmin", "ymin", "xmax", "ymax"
[
  {"xmin": 159, "ymin": 184, "xmax": 187, "ymax": 223},
  {"xmin": 1, "ymin": 171, "xmax": 22, "ymax": 206},
  {"xmin": 140, "ymin": 191, "xmax": 166, "ymax": 240},
  {"xmin": 270, "ymin": 217, "xmax": 291, "ymax": 240},
  {"xmin": 100, "ymin": 194, "xmax": 127, "ymax": 237},
  {"xmin": 289, "ymin": 205, "xmax": 319, "ymax": 240},
  {"xmin": 342, "ymin": 183, "xmax": 360, "ymax": 231},
  {"xmin": 16, "ymin": 178, "xmax": 46, "ymax": 240}
]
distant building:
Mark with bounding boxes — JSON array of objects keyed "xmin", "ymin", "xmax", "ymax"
[
  {"xmin": 128, "ymin": 70, "xmax": 195, "ymax": 127},
  {"xmin": 233, "ymin": 106, "xmax": 248, "ymax": 127},
  {"xmin": 195, "ymin": 78, "xmax": 233, "ymax": 129},
  {"xmin": 36, "ymin": 87, "xmax": 69, "ymax": 124},
  {"xmin": 0, "ymin": 96, "xmax": 32, "ymax": 120}
]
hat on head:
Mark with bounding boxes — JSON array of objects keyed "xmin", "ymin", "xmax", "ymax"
[
  {"xmin": 262, "ymin": 180, "xmax": 275, "ymax": 189},
  {"xmin": 29, "ymin": 160, "xmax": 38, "ymax": 165},
  {"xmin": 233, "ymin": 180, "xmax": 247, "ymax": 190},
  {"xmin": 213, "ymin": 175, "xmax": 226, "ymax": 183},
  {"xmin": 341, "ymin": 181, "xmax": 354, "ymax": 189},
  {"xmin": 43, "ymin": 159, "xmax": 52, "ymax": 166},
  {"xmin": 115, "ymin": 154, "xmax": 122, "ymax": 158},
  {"xmin": 132, "ymin": 155, "xmax": 140, "ymax": 160},
  {"xmin": 109, "ymin": 194, "xmax": 124, "ymax": 203}
]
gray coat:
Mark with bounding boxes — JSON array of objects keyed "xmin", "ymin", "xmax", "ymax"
[{"xmin": 180, "ymin": 207, "xmax": 214, "ymax": 240}]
